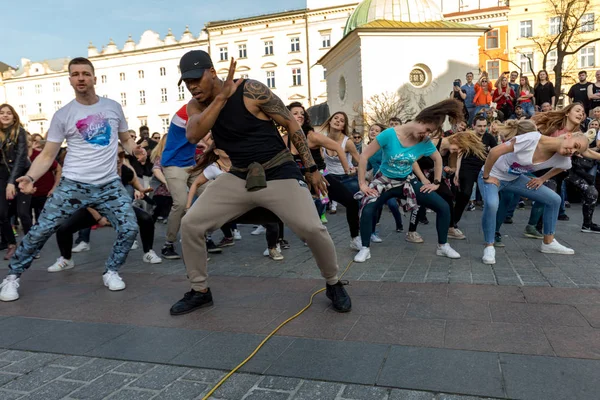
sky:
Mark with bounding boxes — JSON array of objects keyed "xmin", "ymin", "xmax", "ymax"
[{"xmin": 2, "ymin": 0, "xmax": 307, "ymax": 68}]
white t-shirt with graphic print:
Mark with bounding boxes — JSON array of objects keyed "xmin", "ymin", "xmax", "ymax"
[
  {"xmin": 46, "ymin": 97, "xmax": 128, "ymax": 185},
  {"xmin": 490, "ymin": 131, "xmax": 571, "ymax": 182}
]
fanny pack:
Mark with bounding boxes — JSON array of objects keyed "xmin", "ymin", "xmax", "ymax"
[{"xmin": 230, "ymin": 149, "xmax": 295, "ymax": 192}]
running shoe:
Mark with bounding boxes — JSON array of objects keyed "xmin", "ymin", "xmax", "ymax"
[
  {"xmin": 268, "ymin": 247, "xmax": 284, "ymax": 261},
  {"xmin": 524, "ymin": 225, "xmax": 544, "ymax": 239},
  {"xmin": 170, "ymin": 288, "xmax": 213, "ymax": 316},
  {"xmin": 161, "ymin": 243, "xmax": 181, "ymax": 259},
  {"xmin": 581, "ymin": 223, "xmax": 600, "ymax": 233},
  {"xmin": 278, "ymin": 239, "xmax": 290, "ymax": 249},
  {"xmin": 217, "ymin": 237, "xmax": 235, "ymax": 247},
  {"xmin": 504, "ymin": 217, "xmax": 513, "ymax": 224},
  {"xmin": 558, "ymin": 214, "xmax": 570, "ymax": 221},
  {"xmin": 103, "ymin": 271, "xmax": 126, "ymax": 291},
  {"xmin": 564, "ymin": 201, "xmax": 571, "ymax": 208},
  {"xmin": 143, "ymin": 250, "xmax": 162, "ymax": 264},
  {"xmin": 326, "ymin": 281, "xmax": 352, "ymax": 313},
  {"xmin": 47, "ymin": 257, "xmax": 75, "ymax": 273},
  {"xmin": 370, "ymin": 233, "xmax": 383, "ymax": 243},
  {"xmin": 0, "ymin": 276, "xmax": 19, "ymax": 302},
  {"xmin": 482, "ymin": 246, "xmax": 496, "ymax": 265},
  {"xmin": 72, "ymin": 242, "xmax": 90, "ymax": 253},
  {"xmin": 396, "ymin": 225, "xmax": 404, "ymax": 233},
  {"xmin": 233, "ymin": 229, "xmax": 242, "ymax": 240},
  {"xmin": 518, "ymin": 201, "xmax": 525, "ymax": 209},
  {"xmin": 206, "ymin": 239, "xmax": 222, "ymax": 254},
  {"xmin": 321, "ymin": 214, "xmax": 328, "ymax": 224},
  {"xmin": 467, "ymin": 202, "xmax": 476, "ymax": 211},
  {"xmin": 131, "ymin": 240, "xmax": 139, "ymax": 250},
  {"xmin": 263, "ymin": 244, "xmax": 282, "ymax": 256},
  {"xmin": 419, "ymin": 216, "xmax": 429, "ymax": 225},
  {"xmin": 436, "ymin": 243, "xmax": 461, "ymax": 259},
  {"xmin": 494, "ymin": 233, "xmax": 505, "ymax": 247},
  {"xmin": 540, "ymin": 239, "xmax": 574, "ymax": 255},
  {"xmin": 251, "ymin": 226, "xmax": 266, "ymax": 235},
  {"xmin": 354, "ymin": 247, "xmax": 371, "ymax": 263},
  {"xmin": 350, "ymin": 236, "xmax": 362, "ymax": 251},
  {"xmin": 448, "ymin": 228, "xmax": 466, "ymax": 240},
  {"xmin": 405, "ymin": 231, "xmax": 424, "ymax": 243}
]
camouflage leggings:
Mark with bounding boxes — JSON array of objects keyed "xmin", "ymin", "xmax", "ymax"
[{"xmin": 9, "ymin": 178, "xmax": 138, "ymax": 275}]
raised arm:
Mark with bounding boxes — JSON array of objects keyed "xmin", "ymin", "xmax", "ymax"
[{"xmin": 307, "ymin": 132, "xmax": 350, "ymax": 174}]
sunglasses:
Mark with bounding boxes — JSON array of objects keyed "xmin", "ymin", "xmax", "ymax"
[{"xmin": 353, "ymin": 136, "xmax": 362, "ymax": 139}]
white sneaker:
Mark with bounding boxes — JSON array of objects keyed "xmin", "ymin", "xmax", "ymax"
[
  {"xmin": 0, "ymin": 276, "xmax": 19, "ymax": 302},
  {"xmin": 103, "ymin": 271, "xmax": 126, "ymax": 291},
  {"xmin": 482, "ymin": 246, "xmax": 496, "ymax": 265},
  {"xmin": 131, "ymin": 240, "xmax": 139, "ymax": 250},
  {"xmin": 354, "ymin": 247, "xmax": 371, "ymax": 262},
  {"xmin": 251, "ymin": 226, "xmax": 266, "ymax": 235},
  {"xmin": 540, "ymin": 239, "xmax": 574, "ymax": 255},
  {"xmin": 47, "ymin": 257, "xmax": 75, "ymax": 273},
  {"xmin": 143, "ymin": 250, "xmax": 162, "ymax": 264},
  {"xmin": 268, "ymin": 247, "xmax": 284, "ymax": 261},
  {"xmin": 350, "ymin": 236, "xmax": 362, "ymax": 251},
  {"xmin": 370, "ymin": 233, "xmax": 383, "ymax": 243},
  {"xmin": 448, "ymin": 228, "xmax": 466, "ymax": 240},
  {"xmin": 263, "ymin": 244, "xmax": 281, "ymax": 256},
  {"xmin": 233, "ymin": 229, "xmax": 242, "ymax": 240},
  {"xmin": 72, "ymin": 242, "xmax": 90, "ymax": 253},
  {"xmin": 436, "ymin": 243, "xmax": 461, "ymax": 259},
  {"xmin": 330, "ymin": 202, "xmax": 338, "ymax": 212}
]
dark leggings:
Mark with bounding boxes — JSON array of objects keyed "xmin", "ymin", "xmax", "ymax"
[
  {"xmin": 409, "ymin": 180, "xmax": 454, "ymax": 232},
  {"xmin": 265, "ymin": 223, "xmax": 279, "ymax": 248},
  {"xmin": 57, "ymin": 206, "xmax": 154, "ymax": 259},
  {"xmin": 325, "ymin": 175, "xmax": 360, "ymax": 237},
  {"xmin": 566, "ymin": 173, "xmax": 598, "ymax": 226},
  {"xmin": 0, "ymin": 181, "xmax": 32, "ymax": 245},
  {"xmin": 360, "ymin": 178, "xmax": 450, "ymax": 247},
  {"xmin": 454, "ymin": 167, "xmax": 479, "ymax": 226},
  {"xmin": 152, "ymin": 195, "xmax": 172, "ymax": 223},
  {"xmin": 0, "ymin": 179, "xmax": 15, "ymax": 245},
  {"xmin": 30, "ymin": 196, "xmax": 48, "ymax": 224}
]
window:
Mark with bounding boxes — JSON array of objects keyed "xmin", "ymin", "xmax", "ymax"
[
  {"xmin": 486, "ymin": 60, "xmax": 500, "ymax": 79},
  {"xmin": 548, "ymin": 50, "xmax": 558, "ymax": 70},
  {"xmin": 35, "ymin": 84, "xmax": 42, "ymax": 95},
  {"xmin": 120, "ymin": 92, "xmax": 127, "ymax": 106},
  {"xmin": 161, "ymin": 88, "xmax": 168, "ymax": 102},
  {"xmin": 264, "ymin": 40, "xmax": 274, "ymax": 56},
  {"xmin": 18, "ymin": 105, "xmax": 26, "ymax": 116},
  {"xmin": 241, "ymin": 74, "xmax": 249, "ymax": 79},
  {"xmin": 520, "ymin": 53, "xmax": 534, "ymax": 73},
  {"xmin": 290, "ymin": 37, "xmax": 300, "ymax": 52},
  {"xmin": 266, "ymin": 71, "xmax": 275, "ymax": 88},
  {"xmin": 321, "ymin": 33, "xmax": 331, "ymax": 48},
  {"xmin": 161, "ymin": 117, "xmax": 170, "ymax": 133},
  {"xmin": 53, "ymin": 82, "xmax": 60, "ymax": 92},
  {"xmin": 238, "ymin": 44, "xmax": 247, "ymax": 59},
  {"xmin": 486, "ymin": 29, "xmax": 499, "ymax": 49},
  {"xmin": 139, "ymin": 90, "xmax": 146, "ymax": 105},
  {"xmin": 323, "ymin": 68, "xmax": 327, "ymax": 80},
  {"xmin": 139, "ymin": 118, "xmax": 147, "ymax": 127},
  {"xmin": 37, "ymin": 103, "xmax": 42, "ymax": 113},
  {"xmin": 17, "ymin": 86, "xmax": 24, "ymax": 96},
  {"xmin": 54, "ymin": 100, "xmax": 62, "ymax": 111},
  {"xmin": 219, "ymin": 47, "xmax": 228, "ymax": 61},
  {"xmin": 120, "ymin": 72, "xmax": 126, "ymax": 81},
  {"xmin": 101, "ymin": 75, "xmax": 107, "ymax": 83},
  {"xmin": 160, "ymin": 67, "xmax": 166, "ymax": 76},
  {"xmin": 520, "ymin": 20, "xmax": 533, "ymax": 38},
  {"xmin": 549, "ymin": 16, "xmax": 562, "ymax": 35},
  {"xmin": 582, "ymin": 13, "xmax": 595, "ymax": 32},
  {"xmin": 178, "ymin": 86, "xmax": 185, "ymax": 101},
  {"xmin": 138, "ymin": 70, "xmax": 144, "ymax": 79},
  {"xmin": 580, "ymin": 46, "xmax": 596, "ymax": 68},
  {"xmin": 292, "ymin": 68, "xmax": 302, "ymax": 86}
]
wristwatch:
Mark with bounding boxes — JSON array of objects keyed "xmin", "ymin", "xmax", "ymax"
[
  {"xmin": 306, "ymin": 165, "xmax": 318, "ymax": 173},
  {"xmin": 433, "ymin": 179, "xmax": 441, "ymax": 185}
]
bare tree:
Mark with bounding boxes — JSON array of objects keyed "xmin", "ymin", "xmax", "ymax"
[{"xmin": 363, "ymin": 91, "xmax": 410, "ymax": 125}]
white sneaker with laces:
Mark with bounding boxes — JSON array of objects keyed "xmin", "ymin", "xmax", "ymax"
[
  {"xmin": 131, "ymin": 240, "xmax": 139, "ymax": 250},
  {"xmin": 47, "ymin": 257, "xmax": 75, "ymax": 273},
  {"xmin": 263, "ymin": 244, "xmax": 281, "ymax": 256},
  {"xmin": 143, "ymin": 250, "xmax": 162, "ymax": 264},
  {"xmin": 350, "ymin": 236, "xmax": 362, "ymax": 251},
  {"xmin": 103, "ymin": 271, "xmax": 126, "ymax": 291},
  {"xmin": 482, "ymin": 246, "xmax": 496, "ymax": 265},
  {"xmin": 370, "ymin": 233, "xmax": 383, "ymax": 243},
  {"xmin": 354, "ymin": 247, "xmax": 371, "ymax": 262},
  {"xmin": 0, "ymin": 276, "xmax": 20, "ymax": 302},
  {"xmin": 251, "ymin": 226, "xmax": 266, "ymax": 235},
  {"xmin": 436, "ymin": 243, "xmax": 461, "ymax": 259},
  {"xmin": 72, "ymin": 242, "xmax": 90, "ymax": 253},
  {"xmin": 540, "ymin": 239, "xmax": 574, "ymax": 255},
  {"xmin": 233, "ymin": 229, "xmax": 242, "ymax": 240}
]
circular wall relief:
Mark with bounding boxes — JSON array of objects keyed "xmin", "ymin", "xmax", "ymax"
[
  {"xmin": 339, "ymin": 75, "xmax": 347, "ymax": 102},
  {"xmin": 409, "ymin": 64, "xmax": 432, "ymax": 89}
]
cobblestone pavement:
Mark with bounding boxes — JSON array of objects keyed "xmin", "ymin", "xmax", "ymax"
[{"xmin": 0, "ymin": 350, "xmax": 495, "ymax": 400}]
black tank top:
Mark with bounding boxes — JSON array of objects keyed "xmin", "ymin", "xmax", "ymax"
[
  {"xmin": 591, "ymin": 83, "xmax": 600, "ymax": 109},
  {"xmin": 211, "ymin": 80, "xmax": 301, "ymax": 180},
  {"xmin": 417, "ymin": 137, "xmax": 442, "ymax": 171},
  {"xmin": 290, "ymin": 127, "xmax": 326, "ymax": 172}
]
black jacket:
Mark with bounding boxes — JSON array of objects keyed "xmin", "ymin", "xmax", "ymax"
[{"xmin": 1, "ymin": 125, "xmax": 30, "ymax": 184}]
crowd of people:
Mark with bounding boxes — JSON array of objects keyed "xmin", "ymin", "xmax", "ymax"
[{"xmin": 0, "ymin": 51, "xmax": 598, "ymax": 318}]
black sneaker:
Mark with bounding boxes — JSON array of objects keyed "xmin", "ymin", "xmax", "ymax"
[
  {"xmin": 206, "ymin": 239, "xmax": 222, "ymax": 254},
  {"xmin": 396, "ymin": 225, "xmax": 404, "ymax": 233},
  {"xmin": 170, "ymin": 288, "xmax": 214, "ymax": 315},
  {"xmin": 504, "ymin": 217, "xmax": 513, "ymax": 224},
  {"xmin": 518, "ymin": 201, "xmax": 525, "ymax": 209},
  {"xmin": 581, "ymin": 223, "xmax": 600, "ymax": 233},
  {"xmin": 494, "ymin": 232, "xmax": 505, "ymax": 247},
  {"xmin": 419, "ymin": 216, "xmax": 429, "ymax": 225},
  {"xmin": 161, "ymin": 244, "xmax": 181, "ymax": 260},
  {"xmin": 217, "ymin": 237, "xmax": 235, "ymax": 248},
  {"xmin": 326, "ymin": 281, "xmax": 351, "ymax": 313},
  {"xmin": 467, "ymin": 203, "xmax": 476, "ymax": 211},
  {"xmin": 565, "ymin": 201, "xmax": 571, "ymax": 208},
  {"xmin": 278, "ymin": 239, "xmax": 290, "ymax": 249},
  {"xmin": 558, "ymin": 214, "xmax": 570, "ymax": 221}
]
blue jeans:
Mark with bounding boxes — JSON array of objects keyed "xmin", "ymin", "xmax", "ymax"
[
  {"xmin": 519, "ymin": 102, "xmax": 535, "ymax": 118},
  {"xmin": 9, "ymin": 178, "xmax": 138, "ymax": 275},
  {"xmin": 329, "ymin": 174, "xmax": 359, "ymax": 196},
  {"xmin": 467, "ymin": 107, "xmax": 476, "ymax": 125},
  {"xmin": 478, "ymin": 172, "xmax": 561, "ymax": 244}
]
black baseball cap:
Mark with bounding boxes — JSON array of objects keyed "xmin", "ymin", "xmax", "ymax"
[{"xmin": 178, "ymin": 50, "xmax": 213, "ymax": 86}]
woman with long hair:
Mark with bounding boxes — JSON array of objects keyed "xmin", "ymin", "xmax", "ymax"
[
  {"xmin": 322, "ymin": 111, "xmax": 361, "ymax": 195},
  {"xmin": 492, "ymin": 75, "xmax": 516, "ymax": 122},
  {"xmin": 355, "ymin": 99, "xmax": 463, "ymax": 262},
  {"xmin": 473, "ymin": 73, "xmax": 493, "ymax": 118},
  {"xmin": 517, "ymin": 75, "xmax": 535, "ymax": 118},
  {"xmin": 534, "ymin": 70, "xmax": 556, "ymax": 110},
  {"xmin": 0, "ymin": 104, "xmax": 30, "ymax": 260},
  {"xmin": 150, "ymin": 135, "xmax": 174, "ymax": 225}
]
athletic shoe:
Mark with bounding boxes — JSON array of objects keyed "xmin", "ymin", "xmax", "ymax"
[
  {"xmin": 33, "ymin": 251, "xmax": 41, "ymax": 259},
  {"xmin": 518, "ymin": 201, "xmax": 525, "ymax": 209},
  {"xmin": 278, "ymin": 239, "xmax": 290, "ymax": 249},
  {"xmin": 268, "ymin": 247, "xmax": 284, "ymax": 261},
  {"xmin": 72, "ymin": 242, "xmax": 90, "ymax": 253},
  {"xmin": 329, "ymin": 203, "xmax": 337, "ymax": 214},
  {"xmin": 558, "ymin": 214, "xmax": 570, "ymax": 221},
  {"xmin": 233, "ymin": 229, "xmax": 242, "ymax": 240},
  {"xmin": 354, "ymin": 247, "xmax": 371, "ymax": 263},
  {"xmin": 482, "ymin": 246, "xmax": 496, "ymax": 265},
  {"xmin": 320, "ymin": 214, "xmax": 328, "ymax": 224},
  {"xmin": 217, "ymin": 237, "xmax": 235, "ymax": 248},
  {"xmin": 143, "ymin": 250, "xmax": 162, "ymax": 264},
  {"xmin": 448, "ymin": 228, "xmax": 466, "ymax": 240},
  {"xmin": 370, "ymin": 233, "xmax": 383, "ymax": 243},
  {"xmin": 494, "ymin": 233, "xmax": 505, "ymax": 248},
  {"xmin": 565, "ymin": 201, "xmax": 571, "ymax": 208},
  {"xmin": 103, "ymin": 271, "xmax": 126, "ymax": 291},
  {"xmin": 161, "ymin": 244, "xmax": 181, "ymax": 260},
  {"xmin": 170, "ymin": 288, "xmax": 213, "ymax": 315},
  {"xmin": 251, "ymin": 226, "xmax": 266, "ymax": 235},
  {"xmin": 350, "ymin": 236, "xmax": 362, "ymax": 251},
  {"xmin": 405, "ymin": 231, "xmax": 424, "ymax": 243},
  {"xmin": 263, "ymin": 244, "xmax": 282, "ymax": 256},
  {"xmin": 524, "ymin": 225, "xmax": 544, "ymax": 239},
  {"xmin": 419, "ymin": 216, "xmax": 429, "ymax": 225},
  {"xmin": 581, "ymin": 223, "xmax": 600, "ymax": 233},
  {"xmin": 436, "ymin": 243, "xmax": 461, "ymax": 259},
  {"xmin": 540, "ymin": 239, "xmax": 574, "ymax": 255},
  {"xmin": 396, "ymin": 226, "xmax": 404, "ymax": 232},
  {"xmin": 504, "ymin": 217, "xmax": 513, "ymax": 224},
  {"xmin": 0, "ymin": 276, "xmax": 20, "ymax": 302},
  {"xmin": 131, "ymin": 240, "xmax": 139, "ymax": 250},
  {"xmin": 326, "ymin": 281, "xmax": 352, "ymax": 313},
  {"xmin": 206, "ymin": 239, "xmax": 222, "ymax": 254},
  {"xmin": 467, "ymin": 202, "xmax": 476, "ymax": 211},
  {"xmin": 47, "ymin": 257, "xmax": 75, "ymax": 273}
]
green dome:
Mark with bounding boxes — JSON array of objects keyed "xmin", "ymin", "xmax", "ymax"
[{"xmin": 344, "ymin": 0, "xmax": 444, "ymax": 36}]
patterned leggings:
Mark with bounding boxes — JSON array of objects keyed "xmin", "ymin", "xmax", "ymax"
[
  {"xmin": 566, "ymin": 174, "xmax": 598, "ymax": 226},
  {"xmin": 9, "ymin": 178, "xmax": 138, "ymax": 276}
]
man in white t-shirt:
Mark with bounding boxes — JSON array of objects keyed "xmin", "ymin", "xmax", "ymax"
[{"xmin": 0, "ymin": 57, "xmax": 140, "ymax": 302}]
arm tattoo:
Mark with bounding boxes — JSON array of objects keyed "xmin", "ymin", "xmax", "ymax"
[
  {"xmin": 243, "ymin": 80, "xmax": 293, "ymax": 122},
  {"xmin": 290, "ymin": 128, "xmax": 316, "ymax": 169}
]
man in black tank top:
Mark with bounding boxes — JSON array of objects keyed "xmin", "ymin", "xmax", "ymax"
[{"xmin": 170, "ymin": 50, "xmax": 351, "ymax": 316}]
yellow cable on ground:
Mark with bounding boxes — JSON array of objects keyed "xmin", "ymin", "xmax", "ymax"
[{"xmin": 202, "ymin": 259, "xmax": 355, "ymax": 400}]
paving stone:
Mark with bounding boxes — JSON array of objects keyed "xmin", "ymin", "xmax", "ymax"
[
  {"xmin": 70, "ymin": 373, "xmax": 135, "ymax": 400},
  {"xmin": 106, "ymin": 389, "xmax": 156, "ymax": 400},
  {"xmin": 51, "ymin": 356, "xmax": 93, "ymax": 368},
  {"xmin": 113, "ymin": 362, "xmax": 155, "ymax": 375},
  {"xmin": 341, "ymin": 384, "xmax": 391, "ymax": 399},
  {"xmin": 0, "ymin": 372, "xmax": 20, "ymax": 386},
  {"xmin": 388, "ymin": 389, "xmax": 435, "ymax": 400},
  {"xmin": 293, "ymin": 381, "xmax": 343, "ymax": 400},
  {"xmin": 0, "ymin": 390, "xmax": 23, "ymax": 400},
  {"xmin": 0, "ymin": 350, "xmax": 32, "ymax": 362},
  {"xmin": 183, "ymin": 369, "xmax": 226, "ymax": 383},
  {"xmin": 2, "ymin": 352, "xmax": 61, "ymax": 374},
  {"xmin": 258, "ymin": 376, "xmax": 301, "ymax": 391},
  {"xmin": 4, "ymin": 365, "xmax": 71, "ymax": 391},
  {"xmin": 436, "ymin": 395, "xmax": 491, "ymax": 400},
  {"xmin": 129, "ymin": 365, "xmax": 189, "ymax": 390},
  {"xmin": 243, "ymin": 389, "xmax": 291, "ymax": 400},
  {"xmin": 210, "ymin": 373, "xmax": 261, "ymax": 399},
  {"xmin": 154, "ymin": 381, "xmax": 209, "ymax": 400},
  {"xmin": 18, "ymin": 379, "xmax": 84, "ymax": 400},
  {"xmin": 63, "ymin": 359, "xmax": 123, "ymax": 381},
  {"xmin": 0, "ymin": 317, "xmax": 70, "ymax": 347}
]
